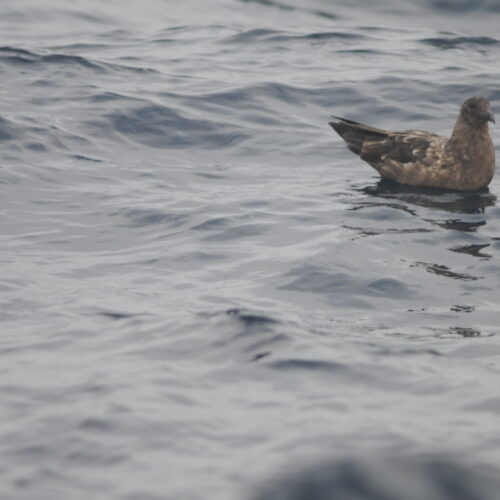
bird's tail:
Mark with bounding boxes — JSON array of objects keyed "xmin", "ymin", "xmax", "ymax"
[{"xmin": 329, "ymin": 117, "xmax": 388, "ymax": 156}]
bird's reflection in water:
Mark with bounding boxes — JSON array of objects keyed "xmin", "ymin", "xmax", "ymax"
[
  {"xmin": 360, "ymin": 178, "xmax": 496, "ymax": 214},
  {"xmin": 449, "ymin": 326, "xmax": 482, "ymax": 337},
  {"xmin": 352, "ymin": 178, "xmax": 497, "ymax": 233}
]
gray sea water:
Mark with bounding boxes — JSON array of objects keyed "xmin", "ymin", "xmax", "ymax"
[{"xmin": 2, "ymin": 1, "xmax": 500, "ymax": 499}]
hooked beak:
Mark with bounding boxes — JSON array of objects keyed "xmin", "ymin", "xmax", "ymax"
[{"xmin": 483, "ymin": 110, "xmax": 495, "ymax": 124}]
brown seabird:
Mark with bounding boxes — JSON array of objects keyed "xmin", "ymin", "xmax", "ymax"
[{"xmin": 329, "ymin": 96, "xmax": 495, "ymax": 191}]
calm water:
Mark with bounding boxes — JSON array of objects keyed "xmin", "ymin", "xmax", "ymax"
[{"xmin": 2, "ymin": 1, "xmax": 500, "ymax": 499}]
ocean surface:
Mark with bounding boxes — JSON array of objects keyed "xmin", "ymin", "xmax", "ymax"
[{"xmin": 2, "ymin": 1, "xmax": 500, "ymax": 499}]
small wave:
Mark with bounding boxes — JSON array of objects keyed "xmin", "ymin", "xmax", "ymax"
[
  {"xmin": 98, "ymin": 311, "xmax": 135, "ymax": 320},
  {"xmin": 0, "ymin": 117, "xmax": 15, "ymax": 141},
  {"xmin": 421, "ymin": 36, "xmax": 500, "ymax": 49},
  {"xmin": 115, "ymin": 208, "xmax": 190, "ymax": 228},
  {"xmin": 201, "ymin": 223, "xmax": 269, "ymax": 241},
  {"xmin": 192, "ymin": 217, "xmax": 233, "ymax": 231},
  {"xmin": 238, "ymin": 0, "xmax": 339, "ymax": 20},
  {"xmin": 226, "ymin": 308, "xmax": 279, "ymax": 327},
  {"xmin": 281, "ymin": 265, "xmax": 415, "ymax": 304},
  {"xmin": 429, "ymin": 0, "xmax": 500, "ymax": 12},
  {"xmin": 195, "ymin": 308, "xmax": 291, "ymax": 363},
  {"xmin": 224, "ymin": 28, "xmax": 364, "ymax": 44},
  {"xmin": 0, "ymin": 46, "xmax": 106, "ymax": 72},
  {"xmin": 268, "ymin": 358, "xmax": 346, "ymax": 373},
  {"xmin": 254, "ymin": 81, "xmax": 364, "ymax": 108},
  {"xmin": 224, "ymin": 28, "xmax": 282, "ymax": 44},
  {"xmin": 107, "ymin": 104, "xmax": 250, "ymax": 149},
  {"xmin": 239, "ymin": 0, "xmax": 293, "ymax": 11},
  {"xmin": 268, "ymin": 31, "xmax": 365, "ymax": 42},
  {"xmin": 0, "ymin": 46, "xmax": 155, "ymax": 76}
]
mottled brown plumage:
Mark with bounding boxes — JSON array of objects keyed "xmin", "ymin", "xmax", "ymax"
[{"xmin": 329, "ymin": 96, "xmax": 496, "ymax": 191}]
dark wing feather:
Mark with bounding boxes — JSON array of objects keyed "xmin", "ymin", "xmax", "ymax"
[
  {"xmin": 329, "ymin": 117, "xmax": 432, "ymax": 167},
  {"xmin": 361, "ymin": 132, "xmax": 431, "ymax": 166},
  {"xmin": 329, "ymin": 117, "xmax": 388, "ymax": 156}
]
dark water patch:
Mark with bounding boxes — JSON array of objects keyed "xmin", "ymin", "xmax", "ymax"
[
  {"xmin": 185, "ymin": 81, "xmax": 363, "ymax": 114},
  {"xmin": 491, "ymin": 238, "xmax": 500, "ymax": 251},
  {"xmin": 238, "ymin": 0, "xmax": 339, "ymax": 20},
  {"xmin": 464, "ymin": 397, "xmax": 500, "ymax": 413},
  {"xmin": 48, "ymin": 42, "xmax": 110, "ymax": 51},
  {"xmin": 268, "ymin": 31, "xmax": 365, "ymax": 42},
  {"xmin": 0, "ymin": 117, "xmax": 15, "ymax": 141},
  {"xmin": 310, "ymin": 9, "xmax": 338, "ymax": 20},
  {"xmin": 165, "ymin": 80, "xmax": 364, "ymax": 119},
  {"xmin": 429, "ymin": 0, "xmax": 500, "ymax": 13},
  {"xmin": 96, "ymin": 28, "xmax": 136, "ymax": 41},
  {"xmin": 25, "ymin": 142, "xmax": 46, "ymax": 152},
  {"xmin": 115, "ymin": 208, "xmax": 190, "ymax": 228},
  {"xmin": 29, "ymin": 78, "xmax": 58, "ymax": 87},
  {"xmin": 8, "ymin": 444, "xmax": 52, "ymax": 461},
  {"xmin": 374, "ymin": 346, "xmax": 443, "ymax": 357},
  {"xmin": 450, "ymin": 243, "xmax": 491, "ymax": 259},
  {"xmin": 449, "ymin": 327, "xmax": 483, "ymax": 337},
  {"xmin": 192, "ymin": 217, "xmax": 233, "ymax": 231},
  {"xmin": 157, "ymin": 25, "xmax": 189, "ymax": 33},
  {"xmin": 180, "ymin": 87, "xmax": 261, "ymax": 110},
  {"xmin": 432, "ymin": 218, "xmax": 486, "ymax": 233},
  {"xmin": 239, "ymin": 0, "xmax": 294, "ymax": 12},
  {"xmin": 99, "ymin": 311, "xmax": 136, "ymax": 320},
  {"xmin": 281, "ymin": 265, "xmax": 414, "ymax": 303},
  {"xmin": 0, "ymin": 45, "xmax": 155, "ymax": 77},
  {"xmin": 193, "ymin": 171, "xmax": 226, "ymax": 180},
  {"xmin": 251, "ymin": 455, "xmax": 500, "ymax": 500},
  {"xmin": 342, "ymin": 201, "xmax": 431, "ymax": 236},
  {"xmin": 0, "ymin": 46, "xmax": 36, "ymax": 57},
  {"xmin": 239, "ymin": 112, "xmax": 283, "ymax": 126},
  {"xmin": 70, "ymin": 154, "xmax": 103, "ymax": 163},
  {"xmin": 173, "ymin": 250, "xmax": 227, "ymax": 265},
  {"xmin": 60, "ymin": 9, "xmax": 111, "ymax": 24},
  {"xmin": 348, "ymin": 201, "xmax": 417, "ymax": 218},
  {"xmin": 269, "ymin": 358, "xmax": 346, "ymax": 373},
  {"xmin": 343, "ymin": 224, "xmax": 433, "ymax": 237},
  {"xmin": 257, "ymin": 81, "xmax": 365, "ymax": 108},
  {"xmin": 108, "ymin": 105, "xmax": 250, "ymax": 149},
  {"xmin": 195, "ymin": 308, "xmax": 291, "ymax": 363},
  {"xmin": 0, "ymin": 46, "xmax": 106, "ymax": 72},
  {"xmin": 226, "ymin": 308, "xmax": 279, "ymax": 328},
  {"xmin": 413, "ymin": 261, "xmax": 480, "ymax": 281},
  {"xmin": 78, "ymin": 417, "xmax": 114, "ymax": 433},
  {"xmin": 201, "ymin": 222, "xmax": 269, "ymax": 241},
  {"xmin": 450, "ymin": 304, "xmax": 475, "ymax": 313},
  {"xmin": 107, "ymin": 60, "xmax": 160, "ymax": 74},
  {"xmin": 337, "ymin": 48, "xmax": 384, "ymax": 55},
  {"xmin": 252, "ymin": 351, "xmax": 271, "ymax": 361},
  {"xmin": 86, "ymin": 91, "xmax": 144, "ymax": 104},
  {"xmin": 422, "ymin": 36, "xmax": 500, "ymax": 49},
  {"xmin": 226, "ymin": 27, "xmax": 364, "ymax": 45},
  {"xmin": 224, "ymin": 28, "xmax": 283, "ymax": 44}
]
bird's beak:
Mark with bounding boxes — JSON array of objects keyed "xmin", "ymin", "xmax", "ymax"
[{"xmin": 483, "ymin": 110, "xmax": 495, "ymax": 124}]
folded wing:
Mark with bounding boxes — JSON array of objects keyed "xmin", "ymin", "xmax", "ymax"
[{"xmin": 329, "ymin": 117, "xmax": 449, "ymax": 184}]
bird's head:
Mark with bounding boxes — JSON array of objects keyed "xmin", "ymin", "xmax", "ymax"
[{"xmin": 460, "ymin": 96, "xmax": 495, "ymax": 125}]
